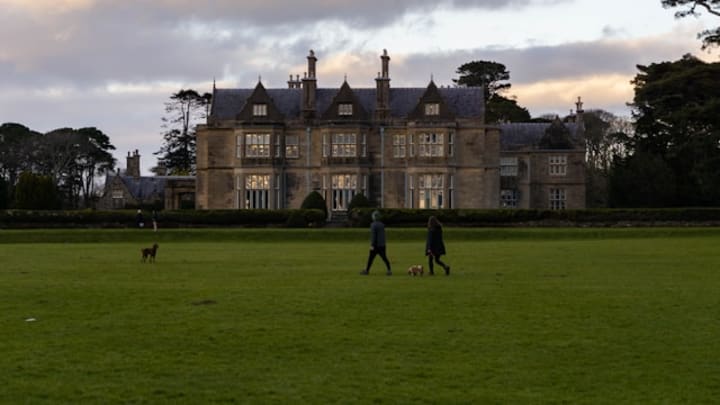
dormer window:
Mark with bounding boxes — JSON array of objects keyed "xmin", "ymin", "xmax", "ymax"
[
  {"xmin": 338, "ymin": 103, "xmax": 353, "ymax": 116},
  {"xmin": 424, "ymin": 103, "xmax": 440, "ymax": 116},
  {"xmin": 253, "ymin": 103, "xmax": 267, "ymax": 117}
]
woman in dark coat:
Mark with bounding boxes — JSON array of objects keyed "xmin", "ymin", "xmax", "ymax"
[{"xmin": 425, "ymin": 216, "xmax": 450, "ymax": 276}]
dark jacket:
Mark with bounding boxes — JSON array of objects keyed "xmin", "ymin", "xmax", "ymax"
[
  {"xmin": 426, "ymin": 226, "xmax": 446, "ymax": 256},
  {"xmin": 370, "ymin": 220, "xmax": 386, "ymax": 248}
]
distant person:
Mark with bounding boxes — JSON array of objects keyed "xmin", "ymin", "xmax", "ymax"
[
  {"xmin": 360, "ymin": 210, "xmax": 392, "ymax": 276},
  {"xmin": 426, "ymin": 215, "xmax": 450, "ymax": 276},
  {"xmin": 136, "ymin": 209, "xmax": 144, "ymax": 228},
  {"xmin": 152, "ymin": 210, "xmax": 158, "ymax": 232}
]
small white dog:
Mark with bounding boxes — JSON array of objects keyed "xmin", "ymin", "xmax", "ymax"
[{"xmin": 407, "ymin": 264, "xmax": 424, "ymax": 277}]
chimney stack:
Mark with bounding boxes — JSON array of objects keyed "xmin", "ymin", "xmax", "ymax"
[
  {"xmin": 375, "ymin": 49, "xmax": 391, "ymax": 121},
  {"xmin": 302, "ymin": 50, "xmax": 318, "ymax": 118},
  {"xmin": 288, "ymin": 74, "xmax": 302, "ymax": 89},
  {"xmin": 126, "ymin": 150, "xmax": 141, "ymax": 178},
  {"xmin": 575, "ymin": 96, "xmax": 585, "ymax": 133}
]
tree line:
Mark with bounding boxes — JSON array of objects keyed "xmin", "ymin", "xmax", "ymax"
[{"xmin": 0, "ymin": 124, "xmax": 116, "ymax": 209}]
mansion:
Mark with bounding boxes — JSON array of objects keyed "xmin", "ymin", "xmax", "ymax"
[{"xmin": 195, "ymin": 50, "xmax": 586, "ymax": 214}]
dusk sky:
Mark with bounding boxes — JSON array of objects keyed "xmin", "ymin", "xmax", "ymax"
[{"xmin": 1, "ymin": 0, "xmax": 717, "ymax": 174}]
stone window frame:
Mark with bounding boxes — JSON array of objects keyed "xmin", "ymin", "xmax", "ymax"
[
  {"xmin": 252, "ymin": 103, "xmax": 267, "ymax": 117},
  {"xmin": 549, "ymin": 155, "xmax": 567, "ymax": 176},
  {"xmin": 549, "ymin": 188, "xmax": 566, "ymax": 210}
]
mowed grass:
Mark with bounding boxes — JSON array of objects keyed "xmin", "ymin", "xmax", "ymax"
[{"xmin": 1, "ymin": 228, "xmax": 720, "ymax": 403}]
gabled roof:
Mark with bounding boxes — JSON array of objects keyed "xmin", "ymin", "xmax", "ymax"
[
  {"xmin": 407, "ymin": 81, "xmax": 456, "ymax": 121},
  {"xmin": 320, "ymin": 81, "xmax": 369, "ymax": 120},
  {"xmin": 210, "ymin": 86, "xmax": 484, "ymax": 121},
  {"xmin": 235, "ymin": 81, "xmax": 285, "ymax": 122},
  {"xmin": 109, "ymin": 175, "xmax": 194, "ymax": 200}
]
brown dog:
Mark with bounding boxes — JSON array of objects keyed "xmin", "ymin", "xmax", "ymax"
[
  {"xmin": 141, "ymin": 243, "xmax": 159, "ymax": 263},
  {"xmin": 407, "ymin": 264, "xmax": 423, "ymax": 276}
]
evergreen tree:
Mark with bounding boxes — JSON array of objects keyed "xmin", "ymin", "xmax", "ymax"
[{"xmin": 155, "ymin": 89, "xmax": 211, "ymax": 175}]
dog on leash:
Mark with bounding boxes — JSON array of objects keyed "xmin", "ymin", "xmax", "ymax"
[
  {"xmin": 407, "ymin": 264, "xmax": 424, "ymax": 276},
  {"xmin": 141, "ymin": 243, "xmax": 159, "ymax": 263}
]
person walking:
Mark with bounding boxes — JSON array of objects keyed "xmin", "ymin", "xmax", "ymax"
[
  {"xmin": 426, "ymin": 215, "xmax": 450, "ymax": 276},
  {"xmin": 152, "ymin": 210, "xmax": 158, "ymax": 232},
  {"xmin": 360, "ymin": 210, "xmax": 392, "ymax": 276}
]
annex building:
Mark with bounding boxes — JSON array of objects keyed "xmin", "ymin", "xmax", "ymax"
[{"xmin": 195, "ymin": 50, "xmax": 586, "ymax": 215}]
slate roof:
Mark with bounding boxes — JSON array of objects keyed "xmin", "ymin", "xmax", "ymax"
[
  {"xmin": 117, "ymin": 175, "xmax": 194, "ymax": 200},
  {"xmin": 211, "ymin": 86, "xmax": 484, "ymax": 121},
  {"xmin": 500, "ymin": 122, "xmax": 580, "ymax": 151}
]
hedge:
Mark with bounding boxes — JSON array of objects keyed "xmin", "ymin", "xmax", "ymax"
[
  {"xmin": 3, "ymin": 208, "xmax": 720, "ymax": 229},
  {"xmin": 349, "ymin": 208, "xmax": 720, "ymax": 227},
  {"xmin": 0, "ymin": 209, "xmax": 326, "ymax": 229}
]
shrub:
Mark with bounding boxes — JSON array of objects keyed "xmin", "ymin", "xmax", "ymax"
[
  {"xmin": 347, "ymin": 193, "xmax": 373, "ymax": 211},
  {"xmin": 301, "ymin": 191, "xmax": 328, "ymax": 219},
  {"xmin": 286, "ymin": 211, "xmax": 308, "ymax": 228}
]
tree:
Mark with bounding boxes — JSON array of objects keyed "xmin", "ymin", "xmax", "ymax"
[
  {"xmin": 581, "ymin": 110, "xmax": 632, "ymax": 207},
  {"xmin": 0, "ymin": 177, "xmax": 8, "ymax": 209},
  {"xmin": 486, "ymin": 94, "xmax": 531, "ymax": 123},
  {"xmin": 620, "ymin": 54, "xmax": 720, "ymax": 206},
  {"xmin": 0, "ymin": 123, "xmax": 42, "ymax": 196},
  {"xmin": 453, "ymin": 61, "xmax": 511, "ymax": 100},
  {"xmin": 74, "ymin": 127, "xmax": 116, "ymax": 207},
  {"xmin": 453, "ymin": 60, "xmax": 530, "ymax": 123},
  {"xmin": 14, "ymin": 171, "xmax": 59, "ymax": 210},
  {"xmin": 662, "ymin": 0, "xmax": 720, "ymax": 49},
  {"xmin": 155, "ymin": 89, "xmax": 211, "ymax": 175},
  {"xmin": 609, "ymin": 150, "xmax": 678, "ymax": 207}
]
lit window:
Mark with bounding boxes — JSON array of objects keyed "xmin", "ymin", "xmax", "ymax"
[
  {"xmin": 418, "ymin": 133, "xmax": 444, "ymax": 157},
  {"xmin": 331, "ymin": 174, "xmax": 357, "ymax": 211},
  {"xmin": 425, "ymin": 103, "xmax": 440, "ymax": 116},
  {"xmin": 549, "ymin": 155, "xmax": 567, "ymax": 176},
  {"xmin": 338, "ymin": 103, "xmax": 353, "ymax": 116},
  {"xmin": 500, "ymin": 157, "xmax": 518, "ymax": 177},
  {"xmin": 245, "ymin": 133, "xmax": 270, "ymax": 157},
  {"xmin": 331, "ymin": 133, "xmax": 357, "ymax": 157},
  {"xmin": 549, "ymin": 188, "xmax": 566, "ymax": 210},
  {"xmin": 419, "ymin": 174, "xmax": 444, "ymax": 209},
  {"xmin": 253, "ymin": 104, "xmax": 267, "ymax": 116},
  {"xmin": 285, "ymin": 135, "xmax": 299, "ymax": 158},
  {"xmin": 243, "ymin": 174, "xmax": 270, "ymax": 209},
  {"xmin": 393, "ymin": 135, "xmax": 406, "ymax": 158}
]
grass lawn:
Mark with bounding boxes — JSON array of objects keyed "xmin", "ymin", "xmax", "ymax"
[{"xmin": 1, "ymin": 228, "xmax": 719, "ymax": 403}]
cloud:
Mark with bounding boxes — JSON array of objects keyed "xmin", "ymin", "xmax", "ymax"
[{"xmin": 513, "ymin": 74, "xmax": 634, "ymax": 116}]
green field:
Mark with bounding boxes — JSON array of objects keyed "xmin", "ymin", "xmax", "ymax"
[{"xmin": 2, "ymin": 228, "xmax": 720, "ymax": 403}]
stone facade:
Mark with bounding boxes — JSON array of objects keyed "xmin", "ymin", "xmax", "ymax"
[
  {"xmin": 196, "ymin": 50, "xmax": 586, "ymax": 214},
  {"xmin": 98, "ymin": 151, "xmax": 195, "ymax": 210}
]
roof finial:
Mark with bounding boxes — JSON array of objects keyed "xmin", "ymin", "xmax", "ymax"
[
  {"xmin": 344, "ymin": 74, "xmax": 347, "ymax": 82},
  {"xmin": 212, "ymin": 77, "xmax": 216, "ymax": 91}
]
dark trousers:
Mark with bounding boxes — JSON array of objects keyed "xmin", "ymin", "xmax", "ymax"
[
  {"xmin": 366, "ymin": 246, "xmax": 391, "ymax": 272},
  {"xmin": 428, "ymin": 254, "xmax": 448, "ymax": 274}
]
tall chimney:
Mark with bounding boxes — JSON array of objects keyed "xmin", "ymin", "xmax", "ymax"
[
  {"xmin": 302, "ymin": 50, "xmax": 317, "ymax": 118},
  {"xmin": 126, "ymin": 150, "xmax": 141, "ymax": 178},
  {"xmin": 575, "ymin": 96, "xmax": 585, "ymax": 134},
  {"xmin": 375, "ymin": 49, "xmax": 391, "ymax": 120}
]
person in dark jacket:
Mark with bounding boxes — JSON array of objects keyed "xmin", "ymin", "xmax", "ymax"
[
  {"xmin": 360, "ymin": 210, "xmax": 392, "ymax": 276},
  {"xmin": 426, "ymin": 215, "xmax": 450, "ymax": 275}
]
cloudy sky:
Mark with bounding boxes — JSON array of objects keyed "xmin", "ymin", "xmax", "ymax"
[{"xmin": 1, "ymin": 0, "xmax": 717, "ymax": 174}]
